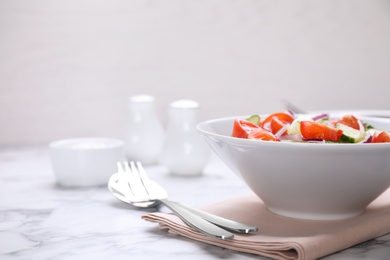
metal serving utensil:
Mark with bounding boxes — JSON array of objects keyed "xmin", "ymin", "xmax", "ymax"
[
  {"xmin": 282, "ymin": 99, "xmax": 390, "ymax": 118},
  {"xmin": 108, "ymin": 161, "xmax": 258, "ymax": 240}
]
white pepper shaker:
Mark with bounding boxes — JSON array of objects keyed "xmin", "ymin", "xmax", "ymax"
[
  {"xmin": 124, "ymin": 95, "xmax": 164, "ymax": 165},
  {"xmin": 160, "ymin": 99, "xmax": 210, "ymax": 176}
]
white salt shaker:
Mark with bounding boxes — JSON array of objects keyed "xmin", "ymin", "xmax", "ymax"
[
  {"xmin": 124, "ymin": 95, "xmax": 165, "ymax": 165},
  {"xmin": 160, "ymin": 99, "xmax": 210, "ymax": 176}
]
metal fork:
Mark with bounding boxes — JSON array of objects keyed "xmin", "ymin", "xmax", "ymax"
[
  {"xmin": 110, "ymin": 161, "xmax": 258, "ymax": 240},
  {"xmin": 282, "ymin": 99, "xmax": 307, "ymax": 114}
]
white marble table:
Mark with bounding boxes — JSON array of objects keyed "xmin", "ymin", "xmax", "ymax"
[{"xmin": 1, "ymin": 145, "xmax": 390, "ymax": 260}]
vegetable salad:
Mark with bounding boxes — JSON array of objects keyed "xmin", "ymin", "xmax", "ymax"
[{"xmin": 232, "ymin": 111, "xmax": 390, "ymax": 143}]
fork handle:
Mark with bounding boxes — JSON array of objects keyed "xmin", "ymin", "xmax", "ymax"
[
  {"xmin": 172, "ymin": 201, "xmax": 258, "ymax": 234},
  {"xmin": 159, "ymin": 199, "xmax": 234, "ymax": 240}
]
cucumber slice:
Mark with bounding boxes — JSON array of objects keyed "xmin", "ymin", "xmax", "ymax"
[
  {"xmin": 287, "ymin": 116, "xmax": 313, "ymax": 135},
  {"xmin": 246, "ymin": 114, "xmax": 261, "ymax": 125},
  {"xmin": 336, "ymin": 123, "xmax": 366, "ymax": 143}
]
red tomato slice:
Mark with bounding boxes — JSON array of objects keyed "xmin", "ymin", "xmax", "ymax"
[
  {"xmin": 372, "ymin": 131, "xmax": 390, "ymax": 143},
  {"xmin": 232, "ymin": 119, "xmax": 260, "ymax": 138},
  {"xmin": 260, "ymin": 112, "xmax": 294, "ymax": 129},
  {"xmin": 300, "ymin": 121, "xmax": 343, "ymax": 142},
  {"xmin": 248, "ymin": 128, "xmax": 280, "ymax": 141},
  {"xmin": 333, "ymin": 114, "xmax": 361, "ymax": 130},
  {"xmin": 270, "ymin": 117, "xmax": 289, "ymax": 136}
]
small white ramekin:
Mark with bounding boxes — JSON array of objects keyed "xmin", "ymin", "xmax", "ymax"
[{"xmin": 49, "ymin": 137, "xmax": 124, "ymax": 187}]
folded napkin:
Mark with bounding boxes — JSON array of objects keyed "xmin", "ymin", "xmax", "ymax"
[{"xmin": 142, "ymin": 188, "xmax": 390, "ymax": 260}]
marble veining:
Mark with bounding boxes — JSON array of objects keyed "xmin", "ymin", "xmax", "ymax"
[{"xmin": 1, "ymin": 146, "xmax": 390, "ymax": 259}]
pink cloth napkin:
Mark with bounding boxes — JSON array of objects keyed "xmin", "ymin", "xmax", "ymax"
[{"xmin": 142, "ymin": 188, "xmax": 390, "ymax": 260}]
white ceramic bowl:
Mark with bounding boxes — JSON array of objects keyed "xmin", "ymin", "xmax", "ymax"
[
  {"xmin": 197, "ymin": 114, "xmax": 390, "ymax": 220},
  {"xmin": 50, "ymin": 138, "xmax": 124, "ymax": 187}
]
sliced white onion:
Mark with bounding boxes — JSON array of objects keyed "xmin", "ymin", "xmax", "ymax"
[
  {"xmin": 262, "ymin": 121, "xmax": 271, "ymax": 132},
  {"xmin": 312, "ymin": 113, "xmax": 329, "ymax": 121},
  {"xmin": 286, "ymin": 109, "xmax": 295, "ymax": 117},
  {"xmin": 357, "ymin": 119, "xmax": 365, "ymax": 133},
  {"xmin": 275, "ymin": 122, "xmax": 291, "ymax": 138},
  {"xmin": 280, "ymin": 134, "xmax": 303, "ymax": 142},
  {"xmin": 360, "ymin": 133, "xmax": 372, "ymax": 143},
  {"xmin": 302, "ymin": 138, "xmax": 325, "ymax": 143}
]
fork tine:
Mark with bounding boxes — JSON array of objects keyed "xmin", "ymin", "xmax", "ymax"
[
  {"xmin": 129, "ymin": 161, "xmax": 138, "ymax": 179},
  {"xmin": 135, "ymin": 161, "xmax": 150, "ymax": 182},
  {"xmin": 124, "ymin": 161, "xmax": 132, "ymax": 174},
  {"xmin": 130, "ymin": 161, "xmax": 151, "ymax": 195},
  {"xmin": 125, "ymin": 161, "xmax": 150, "ymax": 200},
  {"xmin": 135, "ymin": 161, "xmax": 169, "ymax": 201},
  {"xmin": 134, "ymin": 161, "xmax": 162, "ymax": 198},
  {"xmin": 135, "ymin": 161, "xmax": 154, "ymax": 195},
  {"xmin": 117, "ymin": 161, "xmax": 124, "ymax": 174},
  {"xmin": 115, "ymin": 161, "xmax": 135, "ymax": 196}
]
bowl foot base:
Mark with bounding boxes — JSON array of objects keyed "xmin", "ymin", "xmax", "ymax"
[{"xmin": 267, "ymin": 207, "xmax": 365, "ymax": 221}]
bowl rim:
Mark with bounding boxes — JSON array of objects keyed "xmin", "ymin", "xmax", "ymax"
[
  {"xmin": 49, "ymin": 137, "xmax": 125, "ymax": 150},
  {"xmin": 197, "ymin": 114, "xmax": 390, "ymax": 147}
]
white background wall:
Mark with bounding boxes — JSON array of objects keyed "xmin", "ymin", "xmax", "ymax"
[{"xmin": 1, "ymin": 0, "xmax": 389, "ymax": 145}]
